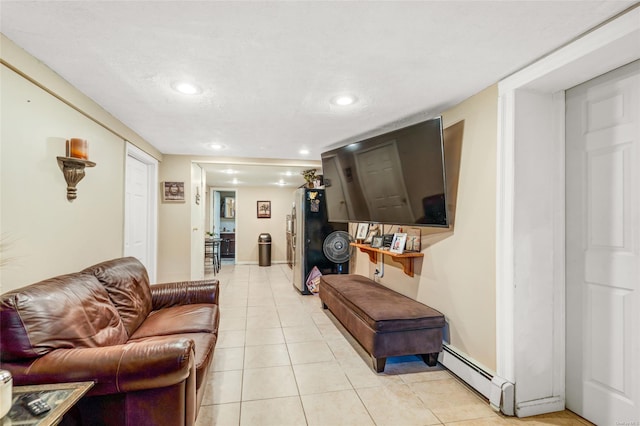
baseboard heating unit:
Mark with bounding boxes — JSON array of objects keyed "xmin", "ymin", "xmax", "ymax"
[{"xmin": 439, "ymin": 344, "xmax": 514, "ymax": 416}]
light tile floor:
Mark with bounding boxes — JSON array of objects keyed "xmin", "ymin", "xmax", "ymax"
[{"xmin": 196, "ymin": 264, "xmax": 593, "ymax": 426}]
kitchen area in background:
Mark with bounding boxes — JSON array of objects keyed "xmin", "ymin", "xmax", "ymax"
[{"xmin": 210, "ymin": 189, "xmax": 236, "ymax": 262}]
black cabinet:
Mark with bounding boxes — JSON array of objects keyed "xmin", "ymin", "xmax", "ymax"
[{"xmin": 220, "ymin": 232, "xmax": 235, "ymax": 259}]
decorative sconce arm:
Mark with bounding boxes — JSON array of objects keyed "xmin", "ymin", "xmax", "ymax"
[{"xmin": 56, "ymin": 156, "xmax": 96, "ymax": 201}]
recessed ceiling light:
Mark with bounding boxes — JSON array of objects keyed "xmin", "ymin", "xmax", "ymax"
[
  {"xmin": 223, "ymin": 169, "xmax": 236, "ymax": 174},
  {"xmin": 299, "ymin": 149, "xmax": 310, "ymax": 155},
  {"xmin": 231, "ymin": 178, "xmax": 238, "ymax": 185},
  {"xmin": 331, "ymin": 94, "xmax": 357, "ymax": 106},
  {"xmin": 172, "ymin": 81, "xmax": 202, "ymax": 95},
  {"xmin": 208, "ymin": 143, "xmax": 227, "ymax": 151}
]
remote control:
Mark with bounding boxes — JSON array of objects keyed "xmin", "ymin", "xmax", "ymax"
[{"xmin": 21, "ymin": 394, "xmax": 51, "ymax": 416}]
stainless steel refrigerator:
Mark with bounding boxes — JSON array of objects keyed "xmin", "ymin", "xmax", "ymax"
[{"xmin": 291, "ymin": 188, "xmax": 348, "ymax": 294}]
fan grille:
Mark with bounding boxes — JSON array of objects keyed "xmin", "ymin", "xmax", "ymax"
[{"xmin": 323, "ymin": 231, "xmax": 351, "ymax": 264}]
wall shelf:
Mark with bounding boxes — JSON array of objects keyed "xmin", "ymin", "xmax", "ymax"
[
  {"xmin": 56, "ymin": 156, "xmax": 96, "ymax": 201},
  {"xmin": 351, "ymin": 242, "xmax": 423, "ymax": 277}
]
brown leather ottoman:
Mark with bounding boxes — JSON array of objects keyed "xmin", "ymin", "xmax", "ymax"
[{"xmin": 319, "ymin": 274, "xmax": 445, "ymax": 373}]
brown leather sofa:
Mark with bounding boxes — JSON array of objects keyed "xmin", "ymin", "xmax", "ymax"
[{"xmin": 0, "ymin": 257, "xmax": 219, "ymax": 426}]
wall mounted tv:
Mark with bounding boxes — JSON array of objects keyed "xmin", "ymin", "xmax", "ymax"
[{"xmin": 321, "ymin": 116, "xmax": 448, "ymax": 227}]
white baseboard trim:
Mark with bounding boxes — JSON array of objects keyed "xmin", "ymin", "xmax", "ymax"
[
  {"xmin": 516, "ymin": 396, "xmax": 564, "ymax": 418},
  {"xmin": 439, "ymin": 345, "xmax": 493, "ymax": 400}
]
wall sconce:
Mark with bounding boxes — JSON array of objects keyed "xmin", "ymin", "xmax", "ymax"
[{"xmin": 57, "ymin": 138, "xmax": 96, "ymax": 201}]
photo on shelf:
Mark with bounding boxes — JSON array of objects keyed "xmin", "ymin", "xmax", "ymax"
[
  {"xmin": 364, "ymin": 223, "xmax": 380, "ymax": 244},
  {"xmin": 371, "ymin": 236, "xmax": 384, "ymax": 248},
  {"xmin": 405, "ymin": 227, "xmax": 421, "ymax": 252},
  {"xmin": 355, "ymin": 223, "xmax": 370, "ymax": 240},
  {"xmin": 390, "ymin": 233, "xmax": 407, "ymax": 254}
]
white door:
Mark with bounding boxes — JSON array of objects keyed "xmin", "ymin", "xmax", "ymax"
[
  {"xmin": 191, "ymin": 163, "xmax": 205, "ymax": 280},
  {"xmin": 323, "ymin": 154, "xmax": 351, "ymax": 222},
  {"xmin": 355, "ymin": 140, "xmax": 414, "ymax": 223},
  {"xmin": 566, "ymin": 60, "xmax": 639, "ymax": 425},
  {"xmin": 124, "ymin": 144, "xmax": 158, "ymax": 282}
]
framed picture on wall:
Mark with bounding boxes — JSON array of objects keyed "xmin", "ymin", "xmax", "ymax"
[
  {"xmin": 257, "ymin": 200, "xmax": 271, "ymax": 218},
  {"xmin": 162, "ymin": 181, "xmax": 185, "ymax": 202}
]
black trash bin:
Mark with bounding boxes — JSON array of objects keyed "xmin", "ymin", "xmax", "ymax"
[{"xmin": 258, "ymin": 233, "xmax": 272, "ymax": 266}]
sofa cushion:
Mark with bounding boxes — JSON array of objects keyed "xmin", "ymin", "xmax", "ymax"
[
  {"xmin": 84, "ymin": 257, "xmax": 153, "ymax": 337},
  {"xmin": 320, "ymin": 274, "xmax": 445, "ymax": 332},
  {"xmin": 129, "ymin": 304, "xmax": 219, "ymax": 340},
  {"xmin": 132, "ymin": 332, "xmax": 217, "ymax": 391},
  {"xmin": 0, "ymin": 273, "xmax": 128, "ymax": 361}
]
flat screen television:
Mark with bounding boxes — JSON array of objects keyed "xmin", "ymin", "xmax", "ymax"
[{"xmin": 320, "ymin": 117, "xmax": 448, "ymax": 227}]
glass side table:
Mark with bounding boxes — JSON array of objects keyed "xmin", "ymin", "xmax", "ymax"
[{"xmin": 2, "ymin": 381, "xmax": 93, "ymax": 426}]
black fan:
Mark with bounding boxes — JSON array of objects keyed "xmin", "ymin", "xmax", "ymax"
[{"xmin": 323, "ymin": 231, "xmax": 352, "ymax": 273}]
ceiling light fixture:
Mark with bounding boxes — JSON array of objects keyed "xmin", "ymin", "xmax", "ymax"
[
  {"xmin": 299, "ymin": 149, "xmax": 310, "ymax": 155},
  {"xmin": 331, "ymin": 94, "xmax": 357, "ymax": 106},
  {"xmin": 208, "ymin": 143, "xmax": 227, "ymax": 151},
  {"xmin": 171, "ymin": 81, "xmax": 202, "ymax": 95}
]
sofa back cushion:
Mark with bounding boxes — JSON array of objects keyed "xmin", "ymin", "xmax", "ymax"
[
  {"xmin": 0, "ymin": 273, "xmax": 128, "ymax": 361},
  {"xmin": 83, "ymin": 257, "xmax": 153, "ymax": 336}
]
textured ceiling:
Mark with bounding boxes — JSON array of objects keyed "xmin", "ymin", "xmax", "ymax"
[{"xmin": 0, "ymin": 1, "xmax": 634, "ymax": 171}]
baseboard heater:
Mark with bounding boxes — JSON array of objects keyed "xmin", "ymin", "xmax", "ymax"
[{"xmin": 439, "ymin": 344, "xmax": 514, "ymax": 416}]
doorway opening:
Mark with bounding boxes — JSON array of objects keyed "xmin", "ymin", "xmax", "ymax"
[{"xmin": 210, "ymin": 188, "xmax": 236, "ymax": 264}]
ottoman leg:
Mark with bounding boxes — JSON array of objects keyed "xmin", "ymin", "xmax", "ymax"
[
  {"xmin": 372, "ymin": 357, "xmax": 386, "ymax": 373},
  {"xmin": 421, "ymin": 353, "xmax": 439, "ymax": 367}
]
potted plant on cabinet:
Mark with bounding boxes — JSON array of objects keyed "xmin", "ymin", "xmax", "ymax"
[{"xmin": 302, "ymin": 169, "xmax": 317, "ymax": 188}]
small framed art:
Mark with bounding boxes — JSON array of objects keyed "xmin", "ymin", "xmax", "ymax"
[
  {"xmin": 389, "ymin": 233, "xmax": 407, "ymax": 254},
  {"xmin": 257, "ymin": 200, "xmax": 271, "ymax": 218},
  {"xmin": 371, "ymin": 236, "xmax": 384, "ymax": 248},
  {"xmin": 162, "ymin": 181, "xmax": 185, "ymax": 202},
  {"xmin": 405, "ymin": 227, "xmax": 421, "ymax": 252},
  {"xmin": 364, "ymin": 223, "xmax": 380, "ymax": 244},
  {"xmin": 356, "ymin": 223, "xmax": 370, "ymax": 240}
]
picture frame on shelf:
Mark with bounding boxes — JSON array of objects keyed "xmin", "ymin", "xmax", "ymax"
[
  {"xmin": 371, "ymin": 236, "xmax": 384, "ymax": 248},
  {"xmin": 364, "ymin": 223, "xmax": 380, "ymax": 244},
  {"xmin": 162, "ymin": 181, "xmax": 185, "ymax": 202},
  {"xmin": 257, "ymin": 200, "xmax": 271, "ymax": 218},
  {"xmin": 405, "ymin": 227, "xmax": 421, "ymax": 252},
  {"xmin": 355, "ymin": 223, "xmax": 370, "ymax": 240},
  {"xmin": 389, "ymin": 233, "xmax": 407, "ymax": 254}
]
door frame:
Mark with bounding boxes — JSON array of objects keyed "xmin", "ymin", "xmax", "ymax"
[
  {"xmin": 190, "ymin": 163, "xmax": 205, "ymax": 280},
  {"xmin": 125, "ymin": 142, "xmax": 158, "ymax": 283},
  {"xmin": 496, "ymin": 6, "xmax": 639, "ymax": 417},
  {"xmin": 211, "ymin": 187, "xmax": 238, "ymax": 262}
]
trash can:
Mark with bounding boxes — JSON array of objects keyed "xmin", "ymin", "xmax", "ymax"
[{"xmin": 258, "ymin": 233, "xmax": 272, "ymax": 266}]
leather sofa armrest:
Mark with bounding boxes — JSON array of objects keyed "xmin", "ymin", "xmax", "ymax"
[
  {"xmin": 150, "ymin": 279, "xmax": 219, "ymax": 310},
  {"xmin": 4, "ymin": 336, "xmax": 195, "ymax": 396}
]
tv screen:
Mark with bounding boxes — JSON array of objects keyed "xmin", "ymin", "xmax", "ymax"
[{"xmin": 321, "ymin": 117, "xmax": 448, "ymax": 227}]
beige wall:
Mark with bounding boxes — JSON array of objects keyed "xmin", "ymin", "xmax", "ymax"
[
  {"xmin": 0, "ymin": 65, "xmax": 126, "ymax": 292},
  {"xmin": 234, "ymin": 186, "xmax": 295, "ymax": 264},
  {"xmin": 157, "ymin": 155, "xmax": 193, "ymax": 282},
  {"xmin": 351, "ymin": 85, "xmax": 498, "ymax": 370},
  {"xmin": 1, "ymin": 35, "xmax": 162, "ymax": 293}
]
